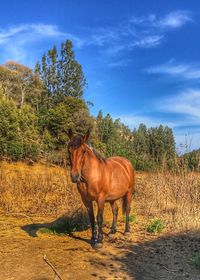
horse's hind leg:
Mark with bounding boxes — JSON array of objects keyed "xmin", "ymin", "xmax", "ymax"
[
  {"xmin": 124, "ymin": 191, "xmax": 132, "ymax": 235},
  {"xmin": 109, "ymin": 201, "xmax": 118, "ymax": 234},
  {"xmin": 94, "ymin": 195, "xmax": 105, "ymax": 248}
]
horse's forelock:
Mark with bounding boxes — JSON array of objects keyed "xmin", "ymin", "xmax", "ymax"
[{"xmin": 69, "ymin": 135, "xmax": 83, "ymax": 148}]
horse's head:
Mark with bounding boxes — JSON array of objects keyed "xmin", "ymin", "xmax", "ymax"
[{"xmin": 67, "ymin": 129, "xmax": 90, "ymax": 183}]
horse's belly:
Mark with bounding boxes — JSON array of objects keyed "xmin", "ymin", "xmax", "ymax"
[{"xmin": 106, "ymin": 171, "xmax": 130, "ymax": 201}]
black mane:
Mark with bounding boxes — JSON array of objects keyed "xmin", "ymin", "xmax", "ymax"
[
  {"xmin": 92, "ymin": 148, "xmax": 106, "ymax": 162},
  {"xmin": 69, "ymin": 135, "xmax": 83, "ymax": 148},
  {"xmin": 69, "ymin": 135, "xmax": 106, "ymax": 162}
]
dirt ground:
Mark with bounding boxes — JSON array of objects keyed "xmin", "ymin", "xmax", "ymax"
[{"xmin": 0, "ymin": 214, "xmax": 199, "ymax": 280}]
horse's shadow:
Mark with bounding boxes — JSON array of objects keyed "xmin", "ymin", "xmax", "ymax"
[{"xmin": 21, "ymin": 209, "xmax": 90, "ymax": 238}]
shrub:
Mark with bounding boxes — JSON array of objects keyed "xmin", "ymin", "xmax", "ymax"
[
  {"xmin": 146, "ymin": 219, "xmax": 164, "ymax": 233},
  {"xmin": 123, "ymin": 214, "xmax": 137, "ymax": 223},
  {"xmin": 191, "ymin": 254, "xmax": 200, "ymax": 270},
  {"xmin": 7, "ymin": 140, "xmax": 23, "ymax": 161}
]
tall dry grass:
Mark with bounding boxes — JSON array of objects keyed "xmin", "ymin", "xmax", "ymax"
[
  {"xmin": 0, "ymin": 161, "xmax": 199, "ymax": 231},
  {"xmin": 0, "ymin": 161, "xmax": 82, "ymax": 215},
  {"xmin": 136, "ymin": 171, "xmax": 200, "ymax": 231}
]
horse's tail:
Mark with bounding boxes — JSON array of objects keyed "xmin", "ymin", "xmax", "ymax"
[{"xmin": 122, "ymin": 195, "xmax": 127, "ymax": 215}]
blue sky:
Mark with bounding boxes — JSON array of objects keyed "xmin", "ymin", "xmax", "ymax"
[{"xmin": 1, "ymin": 0, "xmax": 200, "ymax": 150}]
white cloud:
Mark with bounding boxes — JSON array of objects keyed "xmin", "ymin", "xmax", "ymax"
[
  {"xmin": 0, "ymin": 24, "xmax": 66, "ymax": 44},
  {"xmin": 159, "ymin": 11, "xmax": 192, "ymax": 28},
  {"xmin": 130, "ymin": 10, "xmax": 192, "ymax": 30},
  {"xmin": 116, "ymin": 114, "xmax": 175, "ymax": 129},
  {"xmin": 0, "ymin": 10, "xmax": 192, "ymax": 67},
  {"xmin": 129, "ymin": 35, "xmax": 164, "ymax": 48},
  {"xmin": 116, "ymin": 112, "xmax": 200, "ymax": 151},
  {"xmin": 114, "ymin": 89, "xmax": 200, "ymax": 131},
  {"xmin": 160, "ymin": 89, "xmax": 200, "ymax": 120},
  {"xmin": 84, "ymin": 10, "xmax": 192, "ymax": 67},
  {"xmin": 88, "ymin": 28, "xmax": 120, "ymax": 47},
  {"xmin": 0, "ymin": 24, "xmax": 84, "ymax": 65},
  {"xmin": 156, "ymin": 88, "xmax": 200, "ymax": 149},
  {"xmin": 146, "ymin": 60, "xmax": 200, "ymax": 80},
  {"xmin": 107, "ymin": 58, "xmax": 131, "ymax": 68}
]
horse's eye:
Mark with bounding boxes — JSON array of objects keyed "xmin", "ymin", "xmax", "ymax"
[{"xmin": 83, "ymin": 150, "xmax": 86, "ymax": 154}]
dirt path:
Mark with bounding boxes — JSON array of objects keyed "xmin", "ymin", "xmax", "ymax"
[{"xmin": 0, "ymin": 215, "xmax": 199, "ymax": 280}]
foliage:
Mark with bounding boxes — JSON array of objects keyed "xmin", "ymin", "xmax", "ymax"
[
  {"xmin": 39, "ymin": 39, "xmax": 87, "ymax": 105},
  {"xmin": 182, "ymin": 149, "xmax": 200, "ymax": 171},
  {"xmin": 123, "ymin": 214, "xmax": 137, "ymax": 223},
  {"xmin": 146, "ymin": 219, "xmax": 164, "ymax": 233},
  {"xmin": 95, "ymin": 112, "xmax": 176, "ymax": 170},
  {"xmin": 191, "ymin": 254, "xmax": 200, "ymax": 270},
  {"xmin": 0, "ymin": 94, "xmax": 40, "ymax": 160},
  {"xmin": 0, "ymin": 95, "xmax": 22, "ymax": 160}
]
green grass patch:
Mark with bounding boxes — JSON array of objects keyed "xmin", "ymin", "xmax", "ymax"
[
  {"xmin": 191, "ymin": 254, "xmax": 200, "ymax": 270},
  {"xmin": 146, "ymin": 218, "xmax": 164, "ymax": 234},
  {"xmin": 123, "ymin": 214, "xmax": 137, "ymax": 224},
  {"xmin": 39, "ymin": 220, "xmax": 82, "ymax": 236}
]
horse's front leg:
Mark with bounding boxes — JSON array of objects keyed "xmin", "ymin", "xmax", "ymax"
[
  {"xmin": 77, "ymin": 184, "xmax": 96, "ymax": 243},
  {"xmin": 87, "ymin": 201, "xmax": 96, "ymax": 243},
  {"xmin": 94, "ymin": 195, "xmax": 105, "ymax": 249},
  {"xmin": 81, "ymin": 198, "xmax": 96, "ymax": 242}
]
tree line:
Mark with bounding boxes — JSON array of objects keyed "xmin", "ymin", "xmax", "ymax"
[{"xmin": 0, "ymin": 39, "xmax": 196, "ymax": 171}]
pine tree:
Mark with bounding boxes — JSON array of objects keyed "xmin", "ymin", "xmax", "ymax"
[
  {"xmin": 59, "ymin": 40, "xmax": 86, "ymax": 99},
  {"xmin": 47, "ymin": 45, "xmax": 58, "ymax": 95},
  {"xmin": 96, "ymin": 110, "xmax": 104, "ymax": 142},
  {"xmin": 41, "ymin": 54, "xmax": 48, "ymax": 88}
]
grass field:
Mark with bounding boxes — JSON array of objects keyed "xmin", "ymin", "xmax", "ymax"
[
  {"xmin": 0, "ymin": 161, "xmax": 200, "ymax": 279},
  {"xmin": 0, "ymin": 161, "xmax": 199, "ymax": 231}
]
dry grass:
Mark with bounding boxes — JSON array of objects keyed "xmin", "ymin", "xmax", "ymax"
[
  {"xmin": 136, "ymin": 171, "xmax": 200, "ymax": 231},
  {"xmin": 0, "ymin": 161, "xmax": 200, "ymax": 232},
  {"xmin": 0, "ymin": 161, "xmax": 82, "ymax": 215}
]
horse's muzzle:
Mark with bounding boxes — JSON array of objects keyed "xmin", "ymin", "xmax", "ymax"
[{"xmin": 70, "ymin": 173, "xmax": 81, "ymax": 183}]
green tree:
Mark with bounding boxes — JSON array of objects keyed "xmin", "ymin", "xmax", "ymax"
[
  {"xmin": 38, "ymin": 40, "xmax": 87, "ymax": 103},
  {"xmin": 0, "ymin": 94, "xmax": 22, "ymax": 160},
  {"xmin": 4, "ymin": 61, "xmax": 34, "ymax": 108},
  {"xmin": 18, "ymin": 105, "xmax": 40, "ymax": 160}
]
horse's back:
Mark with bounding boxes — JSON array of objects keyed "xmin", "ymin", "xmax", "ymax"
[
  {"xmin": 107, "ymin": 156, "xmax": 134, "ymax": 176},
  {"xmin": 105, "ymin": 156, "xmax": 135, "ymax": 197}
]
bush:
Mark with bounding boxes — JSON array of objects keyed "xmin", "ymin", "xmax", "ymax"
[
  {"xmin": 123, "ymin": 214, "xmax": 137, "ymax": 223},
  {"xmin": 146, "ymin": 219, "xmax": 164, "ymax": 233},
  {"xmin": 7, "ymin": 141, "xmax": 23, "ymax": 161},
  {"xmin": 191, "ymin": 254, "xmax": 200, "ymax": 270},
  {"xmin": 23, "ymin": 142, "xmax": 40, "ymax": 161}
]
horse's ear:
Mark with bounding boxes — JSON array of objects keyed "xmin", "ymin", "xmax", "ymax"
[
  {"xmin": 129, "ymin": 135, "xmax": 133, "ymax": 141},
  {"xmin": 83, "ymin": 130, "xmax": 90, "ymax": 143},
  {"xmin": 68, "ymin": 129, "xmax": 73, "ymax": 140}
]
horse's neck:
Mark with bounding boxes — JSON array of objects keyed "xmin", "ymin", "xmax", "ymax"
[
  {"xmin": 82, "ymin": 146, "xmax": 102, "ymax": 180},
  {"xmin": 85, "ymin": 146, "xmax": 100, "ymax": 166}
]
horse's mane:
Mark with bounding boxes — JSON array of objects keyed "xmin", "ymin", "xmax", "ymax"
[
  {"xmin": 92, "ymin": 148, "xmax": 106, "ymax": 163},
  {"xmin": 69, "ymin": 135, "xmax": 83, "ymax": 148},
  {"xmin": 69, "ymin": 135, "xmax": 106, "ymax": 162}
]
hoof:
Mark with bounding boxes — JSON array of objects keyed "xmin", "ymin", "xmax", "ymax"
[
  {"xmin": 91, "ymin": 238, "xmax": 97, "ymax": 244},
  {"xmin": 124, "ymin": 231, "xmax": 131, "ymax": 236},
  {"xmin": 109, "ymin": 230, "xmax": 116, "ymax": 235},
  {"xmin": 93, "ymin": 242, "xmax": 103, "ymax": 249}
]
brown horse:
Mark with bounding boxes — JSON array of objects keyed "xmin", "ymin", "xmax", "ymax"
[{"xmin": 67, "ymin": 129, "xmax": 135, "ymax": 248}]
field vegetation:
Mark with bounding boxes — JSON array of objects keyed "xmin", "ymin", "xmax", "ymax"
[{"xmin": 0, "ymin": 161, "xmax": 199, "ymax": 233}]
